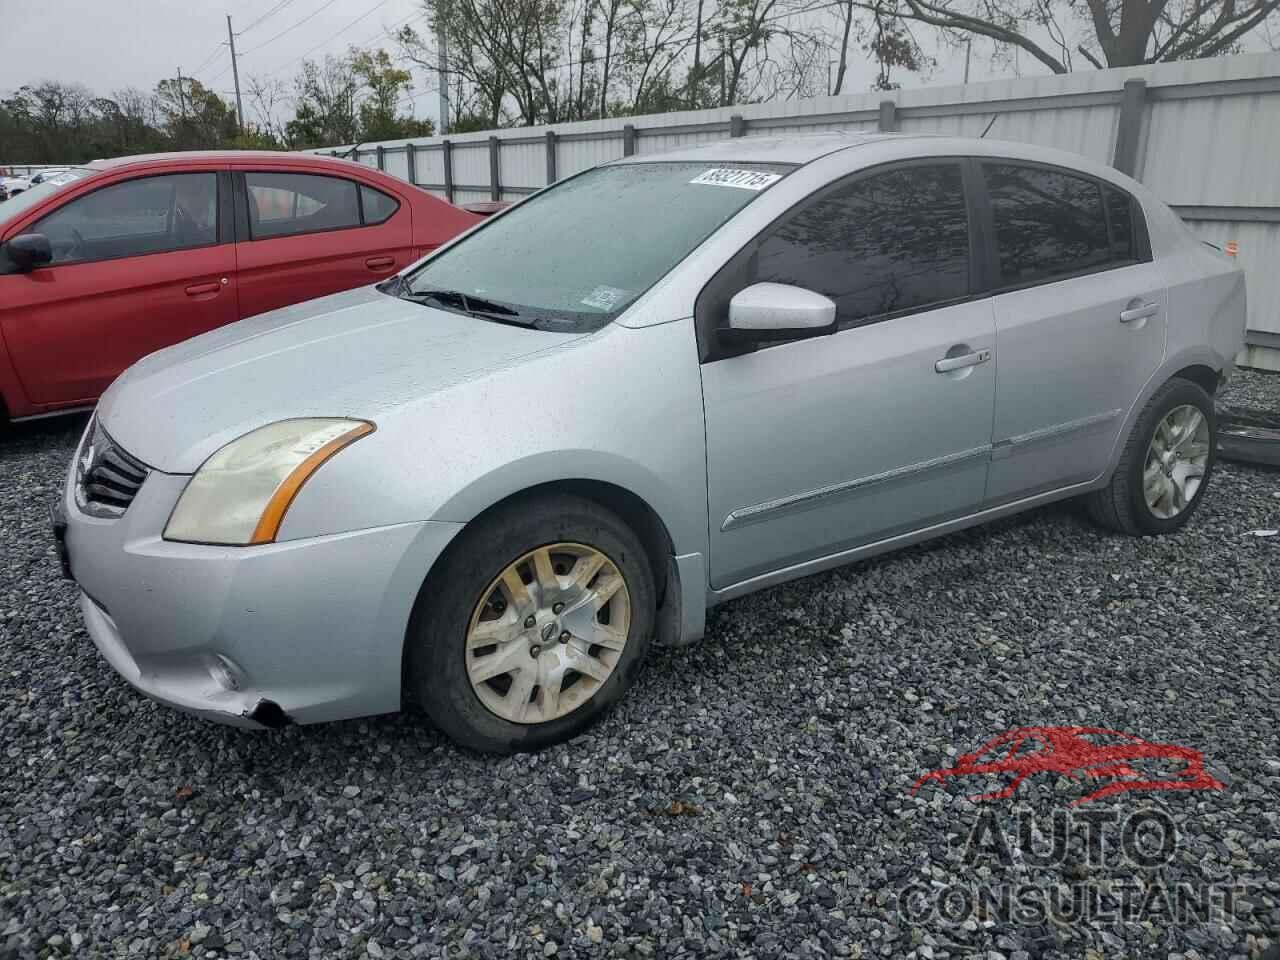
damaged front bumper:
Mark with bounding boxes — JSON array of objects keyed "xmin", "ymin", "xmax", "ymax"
[{"xmin": 62, "ymin": 462, "xmax": 463, "ymax": 728}]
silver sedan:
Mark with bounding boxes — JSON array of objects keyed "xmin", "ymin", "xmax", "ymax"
[{"xmin": 56, "ymin": 133, "xmax": 1245, "ymax": 752}]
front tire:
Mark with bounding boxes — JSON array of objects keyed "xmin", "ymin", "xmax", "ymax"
[
  {"xmin": 405, "ymin": 493, "xmax": 655, "ymax": 754},
  {"xmin": 1085, "ymin": 377, "xmax": 1216, "ymax": 536}
]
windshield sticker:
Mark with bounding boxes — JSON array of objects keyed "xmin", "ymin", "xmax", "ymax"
[
  {"xmin": 580, "ymin": 285, "xmax": 631, "ymax": 311},
  {"xmin": 689, "ymin": 168, "xmax": 782, "ymax": 190}
]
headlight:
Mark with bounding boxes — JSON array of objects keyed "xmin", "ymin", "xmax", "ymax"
[{"xmin": 164, "ymin": 418, "xmax": 374, "ymax": 545}]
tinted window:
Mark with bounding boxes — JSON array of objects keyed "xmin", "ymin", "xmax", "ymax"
[
  {"xmin": 754, "ymin": 164, "xmax": 970, "ymax": 324},
  {"xmin": 33, "ymin": 173, "xmax": 217, "ymax": 265},
  {"xmin": 1103, "ymin": 186, "xmax": 1134, "ymax": 261},
  {"xmin": 984, "ymin": 164, "xmax": 1110, "ymax": 285},
  {"xmin": 360, "ymin": 184, "xmax": 399, "ymax": 225},
  {"xmin": 247, "ymin": 172, "xmax": 360, "ymax": 239}
]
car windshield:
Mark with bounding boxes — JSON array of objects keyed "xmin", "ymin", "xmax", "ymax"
[
  {"xmin": 402, "ymin": 161, "xmax": 793, "ymax": 332},
  {"xmin": 0, "ymin": 168, "xmax": 96, "ymax": 225}
]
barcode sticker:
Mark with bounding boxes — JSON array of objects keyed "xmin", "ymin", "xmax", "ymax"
[{"xmin": 689, "ymin": 168, "xmax": 782, "ymax": 190}]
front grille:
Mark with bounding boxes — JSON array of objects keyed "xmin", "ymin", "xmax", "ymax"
[{"xmin": 75, "ymin": 418, "xmax": 149, "ymax": 517}]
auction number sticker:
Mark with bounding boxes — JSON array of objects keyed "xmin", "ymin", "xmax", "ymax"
[{"xmin": 689, "ymin": 168, "xmax": 782, "ymax": 190}]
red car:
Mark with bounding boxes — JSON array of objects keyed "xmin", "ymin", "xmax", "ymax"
[
  {"xmin": 912, "ymin": 725, "xmax": 1224, "ymax": 805},
  {"xmin": 0, "ymin": 151, "xmax": 478, "ymax": 423}
]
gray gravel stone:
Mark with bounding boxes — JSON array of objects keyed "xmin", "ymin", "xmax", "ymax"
[{"xmin": 1, "ymin": 370, "xmax": 1278, "ymax": 959}]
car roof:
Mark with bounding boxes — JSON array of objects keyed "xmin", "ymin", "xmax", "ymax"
[
  {"xmin": 615, "ymin": 132, "xmax": 1136, "ymax": 187},
  {"xmin": 86, "ymin": 150, "xmax": 366, "ymax": 171},
  {"xmin": 613, "ymin": 133, "xmax": 900, "ymax": 166}
]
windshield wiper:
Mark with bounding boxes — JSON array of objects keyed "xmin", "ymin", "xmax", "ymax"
[{"xmin": 402, "ymin": 287, "xmax": 537, "ymax": 327}]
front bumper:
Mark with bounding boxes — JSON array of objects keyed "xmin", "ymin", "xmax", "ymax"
[{"xmin": 61, "ymin": 454, "xmax": 462, "ymax": 727}]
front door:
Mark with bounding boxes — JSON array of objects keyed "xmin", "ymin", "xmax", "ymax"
[
  {"xmin": 701, "ymin": 161, "xmax": 998, "ymax": 588},
  {"xmin": 979, "ymin": 162, "xmax": 1167, "ymax": 503},
  {"xmin": 0, "ymin": 171, "xmax": 237, "ymax": 407}
]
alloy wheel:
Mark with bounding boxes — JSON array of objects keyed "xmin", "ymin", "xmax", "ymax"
[
  {"xmin": 1143, "ymin": 404, "xmax": 1210, "ymax": 519},
  {"xmin": 465, "ymin": 542, "xmax": 631, "ymax": 724}
]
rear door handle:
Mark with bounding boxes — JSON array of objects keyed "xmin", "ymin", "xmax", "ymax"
[
  {"xmin": 184, "ymin": 281, "xmax": 222, "ymax": 297},
  {"xmin": 365, "ymin": 256, "xmax": 396, "ymax": 270},
  {"xmin": 935, "ymin": 349, "xmax": 991, "ymax": 373},
  {"xmin": 1120, "ymin": 302, "xmax": 1159, "ymax": 323}
]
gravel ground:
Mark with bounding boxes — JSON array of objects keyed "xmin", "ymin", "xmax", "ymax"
[{"xmin": 2, "ymin": 370, "xmax": 1279, "ymax": 960}]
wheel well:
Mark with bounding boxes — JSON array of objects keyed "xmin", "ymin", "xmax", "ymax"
[
  {"xmin": 1173, "ymin": 364, "xmax": 1220, "ymax": 397},
  {"xmin": 480, "ymin": 480, "xmax": 676, "ymax": 606}
]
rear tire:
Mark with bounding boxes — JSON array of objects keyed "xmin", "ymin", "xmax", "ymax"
[
  {"xmin": 405, "ymin": 493, "xmax": 655, "ymax": 754},
  {"xmin": 1085, "ymin": 377, "xmax": 1216, "ymax": 536}
]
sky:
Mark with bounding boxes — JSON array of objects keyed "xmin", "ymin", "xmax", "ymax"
[{"xmin": 3, "ymin": 0, "xmax": 1273, "ymax": 131}]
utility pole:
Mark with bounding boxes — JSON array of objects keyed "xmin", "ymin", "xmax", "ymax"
[
  {"xmin": 176, "ymin": 67, "xmax": 187, "ymax": 119},
  {"xmin": 963, "ymin": 38, "xmax": 972, "ymax": 83},
  {"xmin": 226, "ymin": 15, "xmax": 245, "ymax": 134},
  {"xmin": 437, "ymin": 24, "xmax": 450, "ymax": 135}
]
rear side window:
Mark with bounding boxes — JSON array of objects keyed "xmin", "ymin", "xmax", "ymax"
[
  {"xmin": 754, "ymin": 163, "xmax": 970, "ymax": 325},
  {"xmin": 246, "ymin": 172, "xmax": 361, "ymax": 239},
  {"xmin": 983, "ymin": 164, "xmax": 1110, "ymax": 285},
  {"xmin": 360, "ymin": 185, "xmax": 399, "ymax": 225},
  {"xmin": 32, "ymin": 173, "xmax": 218, "ymax": 265}
]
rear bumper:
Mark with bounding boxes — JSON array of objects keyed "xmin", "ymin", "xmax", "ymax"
[{"xmin": 62, "ymin": 459, "xmax": 463, "ymax": 726}]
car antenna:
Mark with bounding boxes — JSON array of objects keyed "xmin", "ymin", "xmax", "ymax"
[{"xmin": 979, "ymin": 114, "xmax": 999, "ymax": 138}]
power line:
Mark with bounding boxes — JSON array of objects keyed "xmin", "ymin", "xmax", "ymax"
[
  {"xmin": 238, "ymin": 0, "xmax": 300, "ymax": 34},
  {"xmin": 260, "ymin": 0, "xmax": 409, "ymax": 76},
  {"xmin": 191, "ymin": 41, "xmax": 227, "ymax": 76},
  {"xmin": 239, "ymin": 0, "xmax": 347, "ymax": 55}
]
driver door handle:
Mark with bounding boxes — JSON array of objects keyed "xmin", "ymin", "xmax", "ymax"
[
  {"xmin": 184, "ymin": 281, "xmax": 222, "ymax": 297},
  {"xmin": 935, "ymin": 349, "xmax": 991, "ymax": 373}
]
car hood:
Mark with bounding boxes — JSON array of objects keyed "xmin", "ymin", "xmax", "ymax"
[{"xmin": 98, "ymin": 285, "xmax": 583, "ymax": 472}]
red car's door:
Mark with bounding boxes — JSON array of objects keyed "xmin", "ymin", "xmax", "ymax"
[
  {"xmin": 0, "ymin": 169, "xmax": 237, "ymax": 408},
  {"xmin": 233, "ymin": 169, "xmax": 414, "ymax": 319}
]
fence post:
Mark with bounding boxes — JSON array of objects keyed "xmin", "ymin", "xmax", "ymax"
[
  {"xmin": 878, "ymin": 100, "xmax": 897, "ymax": 132},
  {"xmin": 730, "ymin": 114, "xmax": 745, "ymax": 137},
  {"xmin": 545, "ymin": 130, "xmax": 558, "ymax": 184},
  {"xmin": 489, "ymin": 136, "xmax": 501, "ymax": 201},
  {"xmin": 1112, "ymin": 79, "xmax": 1147, "ymax": 178},
  {"xmin": 441, "ymin": 140, "xmax": 454, "ymax": 203},
  {"xmin": 406, "ymin": 143, "xmax": 417, "ymax": 184},
  {"xmin": 623, "ymin": 124, "xmax": 637, "ymax": 157},
  {"xmin": 375, "ymin": 145, "xmax": 385, "ymax": 170}
]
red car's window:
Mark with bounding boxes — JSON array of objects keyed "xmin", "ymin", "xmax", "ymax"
[
  {"xmin": 246, "ymin": 172, "xmax": 361, "ymax": 240},
  {"xmin": 32, "ymin": 173, "xmax": 218, "ymax": 266},
  {"xmin": 360, "ymin": 184, "xmax": 399, "ymax": 225}
]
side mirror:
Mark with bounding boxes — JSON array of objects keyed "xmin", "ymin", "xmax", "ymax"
[
  {"xmin": 6, "ymin": 233, "xmax": 53, "ymax": 272},
  {"xmin": 720, "ymin": 282, "xmax": 837, "ymax": 344}
]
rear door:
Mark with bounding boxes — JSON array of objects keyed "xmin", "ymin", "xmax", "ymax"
[
  {"xmin": 0, "ymin": 169, "xmax": 237, "ymax": 407},
  {"xmin": 980, "ymin": 162, "xmax": 1166, "ymax": 503},
  {"xmin": 233, "ymin": 169, "xmax": 414, "ymax": 318}
]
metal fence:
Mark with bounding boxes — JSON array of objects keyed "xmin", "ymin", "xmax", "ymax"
[{"xmin": 315, "ymin": 51, "xmax": 1280, "ymax": 369}]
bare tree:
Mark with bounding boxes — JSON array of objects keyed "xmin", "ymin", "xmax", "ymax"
[{"xmin": 883, "ymin": 0, "xmax": 1280, "ymax": 73}]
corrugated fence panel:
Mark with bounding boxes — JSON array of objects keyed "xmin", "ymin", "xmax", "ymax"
[
  {"xmin": 452, "ymin": 188, "xmax": 492, "ymax": 205},
  {"xmin": 498, "ymin": 141, "xmax": 545, "ymax": 189},
  {"xmin": 902, "ymin": 105, "xmax": 1120, "ymax": 165},
  {"xmin": 451, "ymin": 144, "xmax": 490, "ymax": 188},
  {"xmin": 414, "ymin": 147, "xmax": 445, "ymax": 186},
  {"xmin": 1141, "ymin": 91, "xmax": 1280, "ymax": 205},
  {"xmin": 383, "ymin": 150, "xmax": 409, "ymax": 180},
  {"xmin": 558, "ymin": 137, "xmax": 625, "ymax": 176}
]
